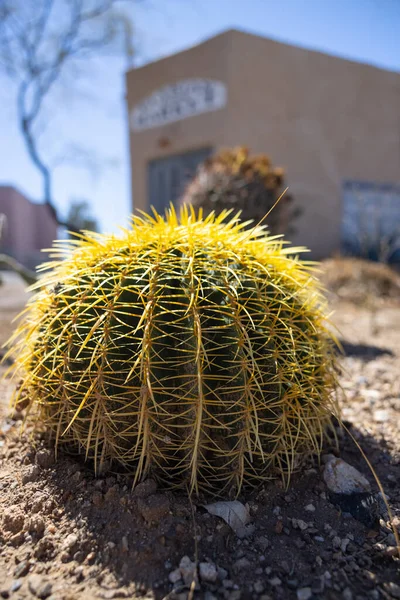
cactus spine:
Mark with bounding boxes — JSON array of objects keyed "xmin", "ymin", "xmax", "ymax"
[{"xmin": 8, "ymin": 206, "xmax": 338, "ymax": 496}]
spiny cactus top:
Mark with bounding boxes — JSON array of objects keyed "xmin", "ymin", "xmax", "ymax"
[
  {"xmin": 180, "ymin": 146, "xmax": 295, "ymax": 235},
  {"xmin": 8, "ymin": 206, "xmax": 338, "ymax": 497}
]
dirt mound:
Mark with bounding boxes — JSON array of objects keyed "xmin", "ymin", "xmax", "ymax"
[{"xmin": 319, "ymin": 258, "xmax": 400, "ymax": 304}]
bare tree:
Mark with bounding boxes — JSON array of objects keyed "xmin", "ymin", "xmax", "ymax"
[{"xmin": 0, "ymin": 0, "xmax": 137, "ymax": 228}]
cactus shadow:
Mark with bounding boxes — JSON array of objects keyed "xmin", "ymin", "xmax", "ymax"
[{"xmin": 36, "ymin": 412, "xmax": 399, "ymax": 600}]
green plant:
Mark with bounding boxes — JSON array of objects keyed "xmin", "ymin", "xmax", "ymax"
[
  {"xmin": 180, "ymin": 146, "xmax": 301, "ymax": 235},
  {"xmin": 7, "ymin": 206, "xmax": 338, "ymax": 496}
]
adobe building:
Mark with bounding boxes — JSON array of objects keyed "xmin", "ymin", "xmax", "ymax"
[
  {"xmin": 0, "ymin": 186, "xmax": 58, "ymax": 270},
  {"xmin": 126, "ymin": 29, "xmax": 400, "ymax": 259}
]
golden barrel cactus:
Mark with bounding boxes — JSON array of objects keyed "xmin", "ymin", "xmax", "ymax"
[
  {"xmin": 8, "ymin": 207, "xmax": 337, "ymax": 496},
  {"xmin": 180, "ymin": 146, "xmax": 298, "ymax": 235}
]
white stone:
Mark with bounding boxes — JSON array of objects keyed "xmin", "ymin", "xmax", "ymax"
[
  {"xmin": 323, "ymin": 457, "xmax": 371, "ymax": 494},
  {"xmin": 179, "ymin": 555, "xmax": 198, "ymax": 586},
  {"xmin": 297, "ymin": 587, "xmax": 312, "ymax": 600},
  {"xmin": 168, "ymin": 568, "xmax": 182, "ymax": 584},
  {"xmin": 199, "ymin": 562, "xmax": 218, "ymax": 583},
  {"xmin": 373, "ymin": 409, "xmax": 390, "ymax": 422}
]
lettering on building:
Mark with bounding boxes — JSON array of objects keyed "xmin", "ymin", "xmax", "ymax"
[{"xmin": 130, "ymin": 79, "xmax": 227, "ymax": 131}]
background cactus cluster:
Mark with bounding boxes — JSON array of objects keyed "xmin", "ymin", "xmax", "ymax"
[
  {"xmin": 9, "ymin": 206, "xmax": 337, "ymax": 496},
  {"xmin": 180, "ymin": 146, "xmax": 300, "ymax": 235}
]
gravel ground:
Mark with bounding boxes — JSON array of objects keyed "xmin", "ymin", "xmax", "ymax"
[{"xmin": 0, "ymin": 273, "xmax": 399, "ymax": 600}]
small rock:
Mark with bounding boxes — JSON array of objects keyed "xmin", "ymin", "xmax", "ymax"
[
  {"xmin": 168, "ymin": 569, "xmax": 182, "ymax": 584},
  {"xmin": 34, "ymin": 536, "xmax": 55, "ymax": 560},
  {"xmin": 255, "ymin": 536, "xmax": 270, "ymax": 551},
  {"xmin": 35, "ymin": 449, "xmax": 55, "ymax": 469},
  {"xmin": 2, "ymin": 509, "xmax": 25, "ymax": 534},
  {"xmin": 199, "ymin": 562, "xmax": 218, "ymax": 583},
  {"xmin": 61, "ymin": 533, "xmax": 78, "ymax": 553},
  {"xmin": 305, "ymin": 504, "xmax": 316, "ymax": 512},
  {"xmin": 137, "ymin": 494, "xmax": 170, "ymax": 523},
  {"xmin": 297, "ymin": 519, "xmax": 308, "ymax": 531},
  {"xmin": 218, "ymin": 567, "xmax": 229, "ymax": 581},
  {"xmin": 21, "ymin": 465, "xmax": 41, "ymax": 484},
  {"xmin": 342, "ymin": 588, "xmax": 353, "ymax": 600},
  {"xmin": 29, "ymin": 515, "xmax": 45, "ymax": 537},
  {"xmin": 323, "ymin": 457, "xmax": 370, "ymax": 494},
  {"xmin": 28, "ymin": 575, "xmax": 53, "ymax": 599},
  {"xmin": 297, "ymin": 587, "xmax": 312, "ymax": 600},
  {"xmin": 372, "ymin": 409, "xmax": 389, "ymax": 422},
  {"xmin": 341, "ymin": 538, "xmax": 350, "ymax": 553},
  {"xmin": 10, "ymin": 580, "xmax": 22, "ymax": 592},
  {"xmin": 179, "ymin": 556, "xmax": 198, "ymax": 587},
  {"xmin": 269, "ymin": 577, "xmax": 282, "ymax": 587},
  {"xmin": 14, "ymin": 561, "xmax": 30, "ymax": 578},
  {"xmin": 132, "ymin": 479, "xmax": 157, "ymax": 498},
  {"xmin": 121, "ymin": 536, "xmax": 129, "ymax": 552}
]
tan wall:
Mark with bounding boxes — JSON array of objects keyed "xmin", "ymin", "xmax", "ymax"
[
  {"xmin": 126, "ymin": 29, "xmax": 400, "ymax": 258},
  {"xmin": 126, "ymin": 31, "xmax": 234, "ymax": 214}
]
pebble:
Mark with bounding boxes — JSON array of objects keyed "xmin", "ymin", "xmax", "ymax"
[
  {"xmin": 14, "ymin": 561, "xmax": 30, "ymax": 578},
  {"xmin": 199, "ymin": 562, "xmax": 218, "ymax": 583},
  {"xmin": 341, "ymin": 538, "xmax": 350, "ymax": 553},
  {"xmin": 61, "ymin": 533, "xmax": 78, "ymax": 552},
  {"xmin": 28, "ymin": 575, "xmax": 53, "ymax": 599},
  {"xmin": 269, "ymin": 577, "xmax": 282, "ymax": 587},
  {"xmin": 373, "ymin": 409, "xmax": 390, "ymax": 422},
  {"xmin": 21, "ymin": 465, "xmax": 41, "ymax": 484},
  {"xmin": 292, "ymin": 519, "xmax": 308, "ymax": 531},
  {"xmin": 10, "ymin": 580, "xmax": 22, "ymax": 592},
  {"xmin": 323, "ymin": 457, "xmax": 371, "ymax": 494},
  {"xmin": 342, "ymin": 588, "xmax": 353, "ymax": 600},
  {"xmin": 29, "ymin": 515, "xmax": 45, "ymax": 537},
  {"xmin": 168, "ymin": 569, "xmax": 182, "ymax": 584},
  {"xmin": 305, "ymin": 504, "xmax": 316, "ymax": 512},
  {"xmin": 179, "ymin": 556, "xmax": 198, "ymax": 586},
  {"xmin": 297, "ymin": 588, "xmax": 312, "ymax": 600}
]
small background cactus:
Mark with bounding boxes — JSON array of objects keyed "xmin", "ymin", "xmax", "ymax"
[
  {"xmin": 179, "ymin": 146, "xmax": 301, "ymax": 235},
  {"xmin": 8, "ymin": 206, "xmax": 337, "ymax": 496}
]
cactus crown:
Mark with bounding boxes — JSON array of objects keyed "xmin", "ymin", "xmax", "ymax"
[
  {"xmin": 202, "ymin": 146, "xmax": 285, "ymax": 189},
  {"xmin": 8, "ymin": 206, "xmax": 338, "ymax": 497},
  {"xmin": 180, "ymin": 147, "xmax": 293, "ymax": 235}
]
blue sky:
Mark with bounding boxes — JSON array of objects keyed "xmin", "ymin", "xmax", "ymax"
[{"xmin": 0, "ymin": 0, "xmax": 398, "ymax": 233}]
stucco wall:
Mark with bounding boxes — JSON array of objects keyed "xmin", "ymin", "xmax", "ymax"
[
  {"xmin": 0, "ymin": 186, "xmax": 58, "ymax": 268},
  {"xmin": 126, "ymin": 29, "xmax": 400, "ymax": 258},
  {"xmin": 126, "ymin": 31, "xmax": 234, "ymax": 213}
]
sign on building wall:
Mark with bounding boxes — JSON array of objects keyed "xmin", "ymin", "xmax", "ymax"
[
  {"xmin": 342, "ymin": 180, "xmax": 400, "ymax": 262},
  {"xmin": 131, "ymin": 79, "xmax": 227, "ymax": 131}
]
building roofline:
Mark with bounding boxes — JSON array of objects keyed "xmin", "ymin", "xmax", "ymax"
[{"xmin": 127, "ymin": 26, "xmax": 399, "ymax": 77}]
